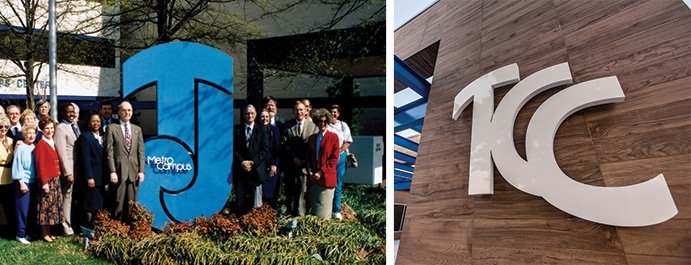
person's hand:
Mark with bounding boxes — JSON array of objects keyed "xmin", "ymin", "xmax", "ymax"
[
  {"xmin": 110, "ymin": 172, "xmax": 118, "ymax": 184},
  {"xmin": 87, "ymin": 179, "xmax": 95, "ymax": 188},
  {"xmin": 269, "ymin": 165, "xmax": 277, "ymax": 177},
  {"xmin": 242, "ymin": 160, "xmax": 253, "ymax": 172},
  {"xmin": 42, "ymin": 183, "xmax": 49, "ymax": 193},
  {"xmin": 310, "ymin": 171, "xmax": 321, "ymax": 181},
  {"xmin": 19, "ymin": 181, "xmax": 28, "ymax": 193},
  {"xmin": 137, "ymin": 173, "xmax": 145, "ymax": 185},
  {"xmin": 66, "ymin": 174, "xmax": 74, "ymax": 184}
]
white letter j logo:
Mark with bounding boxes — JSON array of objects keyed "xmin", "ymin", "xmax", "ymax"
[{"xmin": 452, "ymin": 62, "xmax": 677, "ymax": 227}]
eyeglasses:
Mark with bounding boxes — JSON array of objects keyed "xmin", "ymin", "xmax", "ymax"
[
  {"xmin": 316, "ymin": 119, "xmax": 329, "ymax": 124},
  {"xmin": 0, "ymin": 125, "xmax": 8, "ymax": 129}
]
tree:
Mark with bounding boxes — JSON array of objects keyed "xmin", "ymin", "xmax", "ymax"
[
  {"xmin": 0, "ymin": 0, "xmax": 105, "ymax": 110},
  {"xmin": 100, "ymin": 0, "xmax": 384, "ymax": 77}
]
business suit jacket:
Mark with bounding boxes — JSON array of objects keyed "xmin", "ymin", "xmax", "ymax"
[
  {"xmin": 233, "ymin": 123, "xmax": 270, "ymax": 185},
  {"xmin": 100, "ymin": 117, "xmax": 119, "ymax": 134},
  {"xmin": 306, "ymin": 131, "xmax": 340, "ymax": 188},
  {"xmin": 7, "ymin": 126, "xmax": 23, "ymax": 142},
  {"xmin": 105, "ymin": 123, "xmax": 144, "ymax": 183},
  {"xmin": 77, "ymin": 131, "xmax": 105, "ymax": 187},
  {"xmin": 281, "ymin": 119, "xmax": 317, "ymax": 171},
  {"xmin": 273, "ymin": 114, "xmax": 286, "ymax": 132},
  {"xmin": 55, "ymin": 121, "xmax": 79, "ymax": 177}
]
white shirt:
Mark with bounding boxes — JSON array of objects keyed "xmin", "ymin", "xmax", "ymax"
[
  {"xmin": 327, "ymin": 120, "xmax": 353, "ymax": 148},
  {"xmin": 120, "ymin": 122, "xmax": 131, "ymax": 138},
  {"xmin": 245, "ymin": 123, "xmax": 255, "ymax": 136}
]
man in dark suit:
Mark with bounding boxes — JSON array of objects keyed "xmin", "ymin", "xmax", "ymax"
[
  {"xmin": 99, "ymin": 101, "xmax": 120, "ymax": 134},
  {"xmin": 281, "ymin": 100, "xmax": 317, "ymax": 216},
  {"xmin": 233, "ymin": 104, "xmax": 270, "ymax": 215},
  {"xmin": 263, "ymin": 96, "xmax": 285, "ymax": 131},
  {"xmin": 105, "ymin": 101, "xmax": 145, "ymax": 222},
  {"xmin": 5, "ymin": 105, "xmax": 22, "ymax": 141}
]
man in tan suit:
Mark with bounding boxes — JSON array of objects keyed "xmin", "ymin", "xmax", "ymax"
[
  {"xmin": 55, "ymin": 102, "xmax": 79, "ymax": 235},
  {"xmin": 105, "ymin": 101, "xmax": 145, "ymax": 221}
]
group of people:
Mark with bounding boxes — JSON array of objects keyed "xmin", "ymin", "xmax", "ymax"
[
  {"xmin": 234, "ymin": 97, "xmax": 353, "ymax": 220},
  {"xmin": 0, "ymin": 95, "xmax": 353, "ymax": 245},
  {"xmin": 0, "ymin": 100, "xmax": 144, "ymax": 244}
]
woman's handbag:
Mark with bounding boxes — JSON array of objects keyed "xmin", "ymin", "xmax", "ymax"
[{"xmin": 346, "ymin": 151, "xmax": 358, "ymax": 168}]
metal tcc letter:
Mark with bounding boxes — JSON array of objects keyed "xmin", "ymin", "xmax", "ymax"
[{"xmin": 453, "ymin": 62, "xmax": 677, "ymax": 227}]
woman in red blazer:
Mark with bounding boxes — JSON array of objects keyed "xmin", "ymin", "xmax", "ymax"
[
  {"xmin": 34, "ymin": 117, "xmax": 64, "ymax": 242},
  {"xmin": 306, "ymin": 109, "xmax": 340, "ymax": 218}
]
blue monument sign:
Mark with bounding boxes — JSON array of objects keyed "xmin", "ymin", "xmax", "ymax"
[{"xmin": 123, "ymin": 42, "xmax": 234, "ymax": 229}]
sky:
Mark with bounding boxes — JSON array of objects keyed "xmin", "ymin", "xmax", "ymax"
[{"xmin": 394, "ymin": 0, "xmax": 438, "ymax": 29}]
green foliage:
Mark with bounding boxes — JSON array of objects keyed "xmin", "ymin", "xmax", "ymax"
[
  {"xmin": 342, "ymin": 184, "xmax": 386, "ymax": 237},
  {"xmin": 88, "ymin": 185, "xmax": 385, "ymax": 264},
  {"xmin": 90, "ymin": 235, "xmax": 136, "ymax": 264}
]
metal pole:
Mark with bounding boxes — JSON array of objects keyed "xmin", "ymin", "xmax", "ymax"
[{"xmin": 48, "ymin": 0, "xmax": 58, "ymax": 121}]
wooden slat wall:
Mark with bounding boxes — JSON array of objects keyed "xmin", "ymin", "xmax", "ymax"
[{"xmin": 394, "ymin": 0, "xmax": 691, "ymax": 264}]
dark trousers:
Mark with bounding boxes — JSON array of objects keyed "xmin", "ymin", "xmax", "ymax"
[
  {"xmin": 284, "ymin": 168, "xmax": 307, "ymax": 216},
  {"xmin": 15, "ymin": 182, "xmax": 37, "ymax": 238},
  {"xmin": 0, "ymin": 184, "xmax": 16, "ymax": 238},
  {"xmin": 110, "ymin": 180, "xmax": 137, "ymax": 222}
]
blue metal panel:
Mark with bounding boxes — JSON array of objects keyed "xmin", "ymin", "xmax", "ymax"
[
  {"xmin": 395, "ymin": 97, "xmax": 428, "ymax": 114},
  {"xmin": 394, "ymin": 180, "xmax": 412, "ymax": 190},
  {"xmin": 394, "ymin": 118, "xmax": 424, "ymax": 133},
  {"xmin": 124, "ymin": 42, "xmax": 234, "ymax": 229},
  {"xmin": 394, "ymin": 102, "xmax": 427, "ymax": 125},
  {"xmin": 394, "ymin": 162, "xmax": 415, "ymax": 173},
  {"xmin": 394, "ymin": 135, "xmax": 419, "ymax": 152},
  {"xmin": 394, "ymin": 169, "xmax": 414, "ymax": 179},
  {"xmin": 394, "ymin": 150, "xmax": 417, "ymax": 165},
  {"xmin": 394, "ymin": 56, "xmax": 430, "ymax": 98}
]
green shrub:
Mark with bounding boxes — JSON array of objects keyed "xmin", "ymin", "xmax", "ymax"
[{"xmin": 89, "ymin": 235, "xmax": 136, "ymax": 264}]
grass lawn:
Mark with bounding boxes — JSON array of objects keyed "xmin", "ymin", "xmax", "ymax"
[
  {"xmin": 0, "ymin": 235, "xmax": 110, "ymax": 265},
  {"xmin": 0, "ymin": 184, "xmax": 384, "ymax": 264}
]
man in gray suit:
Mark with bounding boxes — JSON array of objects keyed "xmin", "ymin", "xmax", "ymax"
[
  {"xmin": 105, "ymin": 101, "xmax": 145, "ymax": 221},
  {"xmin": 55, "ymin": 102, "xmax": 80, "ymax": 235},
  {"xmin": 281, "ymin": 100, "xmax": 317, "ymax": 216}
]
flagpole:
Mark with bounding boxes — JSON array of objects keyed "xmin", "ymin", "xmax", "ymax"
[{"xmin": 48, "ymin": 0, "xmax": 57, "ymax": 121}]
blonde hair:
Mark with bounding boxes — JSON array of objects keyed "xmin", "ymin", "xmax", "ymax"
[{"xmin": 19, "ymin": 109, "xmax": 36, "ymax": 125}]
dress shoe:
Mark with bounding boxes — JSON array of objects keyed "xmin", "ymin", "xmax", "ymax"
[{"xmin": 43, "ymin": 235, "xmax": 54, "ymax": 242}]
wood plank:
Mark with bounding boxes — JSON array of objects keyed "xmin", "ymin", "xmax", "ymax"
[
  {"xmin": 471, "ymin": 245, "xmax": 628, "ymax": 265},
  {"xmin": 617, "ymin": 218, "xmax": 691, "ymax": 257},
  {"xmin": 472, "ymin": 218, "xmax": 625, "ymax": 253},
  {"xmin": 590, "ymin": 125, "xmax": 690, "ymax": 163},
  {"xmin": 396, "ymin": 218, "xmax": 472, "ymax": 265},
  {"xmin": 599, "ymin": 154, "xmax": 691, "ymax": 187},
  {"xmin": 626, "ymin": 254, "xmax": 691, "ymax": 265}
]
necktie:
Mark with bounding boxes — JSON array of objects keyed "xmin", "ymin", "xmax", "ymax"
[
  {"xmin": 12, "ymin": 127, "xmax": 17, "ymax": 136},
  {"xmin": 316, "ymin": 133, "xmax": 323, "ymax": 161},
  {"xmin": 71, "ymin": 123, "xmax": 80, "ymax": 138},
  {"xmin": 298, "ymin": 122, "xmax": 303, "ymax": 135},
  {"xmin": 245, "ymin": 126, "xmax": 251, "ymax": 148},
  {"xmin": 124, "ymin": 124, "xmax": 131, "ymax": 150}
]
